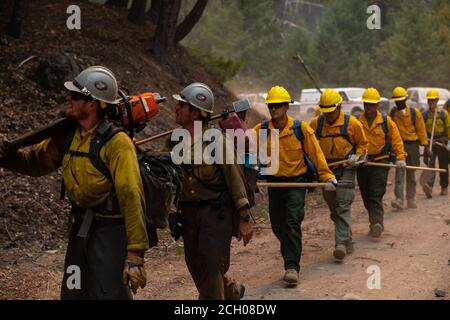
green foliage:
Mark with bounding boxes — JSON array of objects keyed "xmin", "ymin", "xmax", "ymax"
[
  {"xmin": 190, "ymin": 49, "xmax": 244, "ymax": 82},
  {"xmin": 182, "ymin": 0, "xmax": 449, "ymax": 94}
]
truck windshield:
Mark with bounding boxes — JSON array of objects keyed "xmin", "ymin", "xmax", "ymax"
[
  {"xmin": 300, "ymin": 91, "xmax": 321, "ymax": 102},
  {"xmin": 347, "ymin": 89, "xmax": 365, "ymax": 100}
]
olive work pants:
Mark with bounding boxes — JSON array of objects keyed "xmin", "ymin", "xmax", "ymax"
[
  {"xmin": 322, "ymin": 167, "xmax": 355, "ymax": 247},
  {"xmin": 267, "ymin": 176, "xmax": 306, "ymax": 272},
  {"xmin": 394, "ymin": 141, "xmax": 421, "ymax": 202},
  {"xmin": 424, "ymin": 143, "xmax": 449, "ymax": 189},
  {"xmin": 61, "ymin": 214, "xmax": 131, "ymax": 300},
  {"xmin": 180, "ymin": 199, "xmax": 242, "ymax": 300},
  {"xmin": 357, "ymin": 161, "xmax": 390, "ymax": 228}
]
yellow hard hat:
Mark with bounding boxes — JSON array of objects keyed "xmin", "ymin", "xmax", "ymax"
[
  {"xmin": 265, "ymin": 86, "xmax": 292, "ymax": 104},
  {"xmin": 392, "ymin": 86, "xmax": 408, "ymax": 101},
  {"xmin": 426, "ymin": 89, "xmax": 439, "ymax": 100},
  {"xmin": 362, "ymin": 87, "xmax": 381, "ymax": 104},
  {"xmin": 318, "ymin": 88, "xmax": 343, "ymax": 113}
]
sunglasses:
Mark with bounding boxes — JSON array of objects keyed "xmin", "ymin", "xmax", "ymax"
[
  {"xmin": 70, "ymin": 91, "xmax": 93, "ymax": 102},
  {"xmin": 267, "ymin": 103, "xmax": 286, "ymax": 110}
]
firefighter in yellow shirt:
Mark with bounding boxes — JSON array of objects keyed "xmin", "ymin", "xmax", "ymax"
[
  {"xmin": 0, "ymin": 67, "xmax": 148, "ymax": 299},
  {"xmin": 253, "ymin": 86, "xmax": 335, "ymax": 285},
  {"xmin": 310, "ymin": 89, "xmax": 369, "ymax": 261},
  {"xmin": 357, "ymin": 88, "xmax": 407, "ymax": 238},
  {"xmin": 389, "ymin": 87, "xmax": 428, "ymax": 209},
  {"xmin": 422, "ymin": 89, "xmax": 450, "ymax": 197}
]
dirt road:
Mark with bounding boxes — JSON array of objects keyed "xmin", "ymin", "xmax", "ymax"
[{"xmin": 1, "ymin": 174, "xmax": 449, "ymax": 300}]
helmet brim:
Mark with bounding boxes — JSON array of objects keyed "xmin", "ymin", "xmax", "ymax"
[
  {"xmin": 265, "ymin": 99, "xmax": 293, "ymax": 104},
  {"xmin": 64, "ymin": 81, "xmax": 121, "ymax": 104},
  {"xmin": 64, "ymin": 81, "xmax": 82, "ymax": 94},
  {"xmin": 392, "ymin": 96, "xmax": 407, "ymax": 101},
  {"xmin": 172, "ymin": 94, "xmax": 189, "ymax": 104},
  {"xmin": 362, "ymin": 99, "xmax": 381, "ymax": 104},
  {"xmin": 319, "ymin": 106, "xmax": 337, "ymax": 113}
]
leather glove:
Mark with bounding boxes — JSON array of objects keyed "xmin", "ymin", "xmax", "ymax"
[
  {"xmin": 348, "ymin": 154, "xmax": 359, "ymax": 167},
  {"xmin": 446, "ymin": 141, "xmax": 450, "ymax": 152},
  {"xmin": 423, "ymin": 147, "xmax": 432, "ymax": 166},
  {"xmin": 324, "ymin": 178, "xmax": 337, "ymax": 191},
  {"xmin": 395, "ymin": 160, "xmax": 406, "ymax": 168},
  {"xmin": 123, "ymin": 255, "xmax": 147, "ymax": 294}
]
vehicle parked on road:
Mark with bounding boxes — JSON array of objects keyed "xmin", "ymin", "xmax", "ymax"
[
  {"xmin": 406, "ymin": 87, "xmax": 450, "ymax": 112},
  {"xmin": 299, "ymin": 87, "xmax": 391, "ymax": 120}
]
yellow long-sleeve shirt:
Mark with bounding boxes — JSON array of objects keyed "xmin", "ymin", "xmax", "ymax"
[
  {"xmin": 1, "ymin": 123, "xmax": 149, "ymax": 251},
  {"xmin": 424, "ymin": 108, "xmax": 450, "ymax": 140},
  {"xmin": 309, "ymin": 111, "xmax": 368, "ymax": 161},
  {"xmin": 253, "ymin": 117, "xmax": 335, "ymax": 181},
  {"xmin": 358, "ymin": 111, "xmax": 407, "ymax": 161},
  {"xmin": 389, "ymin": 105, "xmax": 428, "ymax": 145}
]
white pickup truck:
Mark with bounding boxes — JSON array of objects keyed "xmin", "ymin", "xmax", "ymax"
[{"xmin": 297, "ymin": 87, "xmax": 391, "ymax": 120}]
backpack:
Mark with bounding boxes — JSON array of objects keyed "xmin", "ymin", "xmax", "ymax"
[
  {"xmin": 390, "ymin": 107, "xmax": 416, "ymax": 127},
  {"xmin": 315, "ymin": 114, "xmax": 355, "ymax": 159},
  {"xmin": 261, "ymin": 119, "xmax": 318, "ymax": 182},
  {"xmin": 60, "ymin": 120, "xmax": 184, "ymax": 247}
]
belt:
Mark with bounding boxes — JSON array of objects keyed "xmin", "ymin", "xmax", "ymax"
[{"xmin": 403, "ymin": 140, "xmax": 419, "ymax": 145}]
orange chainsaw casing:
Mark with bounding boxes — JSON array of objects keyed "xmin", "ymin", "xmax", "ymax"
[{"xmin": 119, "ymin": 92, "xmax": 159, "ymax": 128}]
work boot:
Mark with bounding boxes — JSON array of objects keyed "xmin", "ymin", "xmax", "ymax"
[
  {"xmin": 224, "ymin": 277, "xmax": 245, "ymax": 300},
  {"xmin": 440, "ymin": 187, "xmax": 448, "ymax": 196},
  {"xmin": 345, "ymin": 241, "xmax": 355, "ymax": 255},
  {"xmin": 333, "ymin": 244, "xmax": 346, "ymax": 261},
  {"xmin": 369, "ymin": 223, "xmax": 383, "ymax": 238},
  {"xmin": 391, "ymin": 198, "xmax": 404, "ymax": 210},
  {"xmin": 283, "ymin": 269, "xmax": 299, "ymax": 285},
  {"xmin": 407, "ymin": 200, "xmax": 418, "ymax": 209},
  {"xmin": 422, "ymin": 184, "xmax": 432, "ymax": 199}
]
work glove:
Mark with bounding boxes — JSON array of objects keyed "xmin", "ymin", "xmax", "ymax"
[
  {"xmin": 324, "ymin": 178, "xmax": 337, "ymax": 192},
  {"xmin": 395, "ymin": 160, "xmax": 407, "ymax": 168},
  {"xmin": 358, "ymin": 153, "xmax": 369, "ymax": 167},
  {"xmin": 123, "ymin": 255, "xmax": 147, "ymax": 294},
  {"xmin": 423, "ymin": 147, "xmax": 432, "ymax": 166},
  {"xmin": 238, "ymin": 206, "xmax": 253, "ymax": 246},
  {"xmin": 348, "ymin": 154, "xmax": 359, "ymax": 167},
  {"xmin": 446, "ymin": 141, "xmax": 450, "ymax": 152}
]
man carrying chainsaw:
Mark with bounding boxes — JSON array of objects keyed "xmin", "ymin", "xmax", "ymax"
[
  {"xmin": 253, "ymin": 86, "xmax": 335, "ymax": 285},
  {"xmin": 310, "ymin": 89, "xmax": 368, "ymax": 261},
  {"xmin": 357, "ymin": 88, "xmax": 406, "ymax": 238},
  {"xmin": 389, "ymin": 86, "xmax": 428, "ymax": 209},
  {"xmin": 421, "ymin": 89, "xmax": 450, "ymax": 197},
  {"xmin": 167, "ymin": 82, "xmax": 253, "ymax": 300},
  {"xmin": 0, "ymin": 66, "xmax": 148, "ymax": 299}
]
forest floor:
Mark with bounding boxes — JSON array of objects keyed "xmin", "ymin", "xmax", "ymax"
[{"xmin": 1, "ymin": 171, "xmax": 449, "ymax": 300}]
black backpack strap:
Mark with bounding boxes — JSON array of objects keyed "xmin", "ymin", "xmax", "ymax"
[
  {"xmin": 316, "ymin": 115, "xmax": 325, "ymax": 139},
  {"xmin": 60, "ymin": 124, "xmax": 78, "ymax": 200},
  {"xmin": 89, "ymin": 120, "xmax": 123, "ymax": 179}
]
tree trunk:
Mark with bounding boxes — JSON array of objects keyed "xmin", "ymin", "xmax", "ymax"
[
  {"xmin": 105, "ymin": 0, "xmax": 129, "ymax": 8},
  {"xmin": 6, "ymin": 0, "xmax": 25, "ymax": 38},
  {"xmin": 148, "ymin": 0, "xmax": 162, "ymax": 24},
  {"xmin": 273, "ymin": 0, "xmax": 286, "ymax": 21},
  {"xmin": 152, "ymin": 0, "xmax": 181, "ymax": 63},
  {"xmin": 128, "ymin": 0, "xmax": 146, "ymax": 25},
  {"xmin": 175, "ymin": 0, "xmax": 208, "ymax": 43}
]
